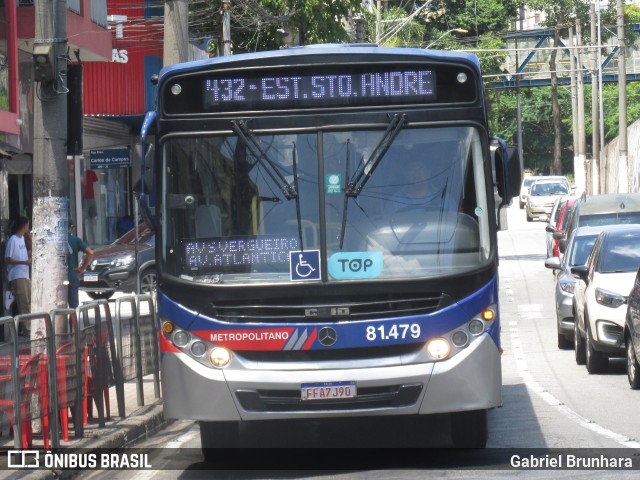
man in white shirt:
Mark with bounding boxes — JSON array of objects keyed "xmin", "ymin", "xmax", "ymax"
[{"xmin": 4, "ymin": 216, "xmax": 32, "ymax": 328}]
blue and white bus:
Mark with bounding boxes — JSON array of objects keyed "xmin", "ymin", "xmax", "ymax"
[{"xmin": 141, "ymin": 45, "xmax": 521, "ymax": 453}]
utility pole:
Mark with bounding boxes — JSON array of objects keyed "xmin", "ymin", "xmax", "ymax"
[
  {"xmin": 515, "ymin": 8, "xmax": 524, "ymax": 175},
  {"xmin": 590, "ymin": 3, "xmax": 600, "ymax": 195},
  {"xmin": 617, "ymin": 0, "xmax": 628, "ymax": 193},
  {"xmin": 31, "ymin": 0, "xmax": 69, "ymax": 330},
  {"xmin": 576, "ymin": 20, "xmax": 587, "ymax": 195},
  {"xmin": 222, "ymin": 0, "xmax": 231, "ymax": 56},
  {"xmin": 163, "ymin": 0, "xmax": 189, "ymax": 66},
  {"xmin": 597, "ymin": 0, "xmax": 604, "ymax": 159},
  {"xmin": 569, "ymin": 25, "xmax": 579, "ymax": 180},
  {"xmin": 354, "ymin": 15, "xmax": 365, "ymax": 43},
  {"xmin": 376, "ymin": 0, "xmax": 381, "ymax": 44}
]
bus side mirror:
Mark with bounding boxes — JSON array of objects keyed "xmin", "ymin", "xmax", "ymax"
[
  {"xmin": 505, "ymin": 146, "xmax": 522, "ymax": 200},
  {"xmin": 139, "ymin": 111, "xmax": 157, "ymax": 231},
  {"xmin": 140, "ymin": 193, "xmax": 157, "ymax": 231},
  {"xmin": 492, "ymin": 139, "xmax": 522, "ymax": 204}
]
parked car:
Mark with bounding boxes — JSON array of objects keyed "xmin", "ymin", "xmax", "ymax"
[
  {"xmin": 625, "ymin": 265, "xmax": 640, "ymax": 388},
  {"xmin": 79, "ymin": 224, "xmax": 156, "ymax": 300},
  {"xmin": 548, "ymin": 197, "xmax": 576, "ymax": 258},
  {"xmin": 559, "ymin": 193, "xmax": 640, "ymax": 254},
  {"xmin": 519, "ymin": 175, "xmax": 543, "ymax": 209},
  {"xmin": 525, "ymin": 178, "xmax": 570, "ymax": 222},
  {"xmin": 572, "ymin": 225, "xmax": 640, "ymax": 374},
  {"xmin": 545, "ymin": 226, "xmax": 601, "ymax": 349},
  {"xmin": 545, "ymin": 196, "xmax": 574, "ymax": 258}
]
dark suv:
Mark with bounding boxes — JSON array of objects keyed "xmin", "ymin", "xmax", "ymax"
[
  {"xmin": 558, "ymin": 193, "xmax": 640, "ymax": 254},
  {"xmin": 80, "ymin": 224, "xmax": 156, "ymax": 300}
]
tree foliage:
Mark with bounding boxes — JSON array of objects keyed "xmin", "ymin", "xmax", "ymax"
[
  {"xmin": 209, "ymin": 0, "xmax": 361, "ymax": 53},
  {"xmin": 426, "ymin": 0, "xmax": 521, "ymax": 38},
  {"xmin": 364, "ymin": 6, "xmax": 426, "ymax": 47},
  {"xmin": 488, "ymin": 86, "xmax": 574, "ymax": 174}
]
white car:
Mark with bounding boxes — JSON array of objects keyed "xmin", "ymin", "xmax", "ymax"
[
  {"xmin": 572, "ymin": 225, "xmax": 640, "ymax": 374},
  {"xmin": 519, "ymin": 175, "xmax": 543, "ymax": 209},
  {"xmin": 526, "ymin": 178, "xmax": 570, "ymax": 222}
]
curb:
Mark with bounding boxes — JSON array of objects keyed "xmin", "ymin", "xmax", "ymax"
[{"xmin": 17, "ymin": 403, "xmax": 165, "ymax": 480}]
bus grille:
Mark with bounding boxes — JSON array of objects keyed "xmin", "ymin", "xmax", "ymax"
[
  {"xmin": 235, "ymin": 384, "xmax": 423, "ymax": 412},
  {"xmin": 237, "ymin": 343, "xmax": 425, "ymax": 363},
  {"xmin": 206, "ymin": 293, "xmax": 447, "ymax": 323}
]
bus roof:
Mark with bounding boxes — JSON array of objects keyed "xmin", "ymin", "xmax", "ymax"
[{"xmin": 158, "ymin": 45, "xmax": 481, "ymax": 82}]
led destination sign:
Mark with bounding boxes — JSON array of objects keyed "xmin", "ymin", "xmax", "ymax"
[
  {"xmin": 203, "ymin": 69, "xmax": 436, "ymax": 109},
  {"xmin": 185, "ymin": 235, "xmax": 300, "ymax": 272},
  {"xmin": 163, "ymin": 62, "xmax": 477, "ymax": 114}
]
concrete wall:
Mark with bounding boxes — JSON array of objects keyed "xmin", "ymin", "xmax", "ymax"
[{"xmin": 598, "ymin": 119, "xmax": 640, "ymax": 193}]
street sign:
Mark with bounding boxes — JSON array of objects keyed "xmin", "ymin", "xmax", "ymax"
[{"xmin": 90, "ymin": 148, "xmax": 131, "ymax": 169}]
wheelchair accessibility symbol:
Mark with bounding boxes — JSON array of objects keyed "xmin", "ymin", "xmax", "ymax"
[{"xmin": 290, "ymin": 250, "xmax": 321, "ymax": 281}]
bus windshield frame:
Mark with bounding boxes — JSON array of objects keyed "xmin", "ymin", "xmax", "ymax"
[{"xmin": 159, "ymin": 122, "xmax": 492, "ymax": 286}]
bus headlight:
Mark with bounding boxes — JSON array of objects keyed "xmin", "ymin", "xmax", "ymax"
[
  {"xmin": 424, "ymin": 305, "xmax": 497, "ymax": 362},
  {"xmin": 190, "ymin": 341, "xmax": 208, "ymax": 357},
  {"xmin": 427, "ymin": 338, "xmax": 451, "ymax": 359},
  {"xmin": 451, "ymin": 330, "xmax": 469, "ymax": 347},
  {"xmin": 468, "ymin": 319, "xmax": 485, "ymax": 335},
  {"xmin": 162, "ymin": 318, "xmax": 233, "ymax": 368},
  {"xmin": 173, "ymin": 330, "xmax": 190, "ymax": 348},
  {"xmin": 210, "ymin": 347, "xmax": 232, "ymax": 368}
]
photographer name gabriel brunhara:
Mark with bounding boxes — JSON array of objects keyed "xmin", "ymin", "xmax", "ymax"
[{"xmin": 511, "ymin": 454, "xmax": 634, "ymax": 469}]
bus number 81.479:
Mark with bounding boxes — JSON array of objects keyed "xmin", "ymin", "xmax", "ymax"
[{"xmin": 366, "ymin": 324, "xmax": 420, "ymax": 341}]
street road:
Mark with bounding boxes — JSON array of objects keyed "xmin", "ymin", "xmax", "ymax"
[{"xmin": 79, "ymin": 203, "xmax": 640, "ymax": 478}]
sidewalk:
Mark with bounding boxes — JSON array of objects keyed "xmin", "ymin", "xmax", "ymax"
[
  {"xmin": 1, "ymin": 291, "xmax": 167, "ymax": 479},
  {"xmin": 4, "ymin": 375, "xmax": 165, "ymax": 480}
]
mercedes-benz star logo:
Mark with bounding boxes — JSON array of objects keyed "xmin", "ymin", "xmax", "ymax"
[{"xmin": 318, "ymin": 327, "xmax": 337, "ymax": 347}]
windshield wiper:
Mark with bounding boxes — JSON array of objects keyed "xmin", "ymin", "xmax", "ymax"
[
  {"xmin": 231, "ymin": 120, "xmax": 298, "ymax": 200},
  {"xmin": 344, "ymin": 114, "xmax": 407, "ymax": 198},
  {"xmin": 338, "ymin": 114, "xmax": 406, "ymax": 249},
  {"xmin": 339, "ymin": 140, "xmax": 351, "ymax": 249}
]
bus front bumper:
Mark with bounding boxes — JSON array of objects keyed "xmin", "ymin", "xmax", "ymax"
[{"xmin": 161, "ymin": 333, "xmax": 502, "ymax": 421}]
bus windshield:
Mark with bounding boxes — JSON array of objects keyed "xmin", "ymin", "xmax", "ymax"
[{"xmin": 161, "ymin": 126, "xmax": 491, "ymax": 285}]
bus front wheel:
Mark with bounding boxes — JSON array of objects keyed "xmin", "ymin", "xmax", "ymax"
[
  {"xmin": 450, "ymin": 409, "xmax": 488, "ymax": 448},
  {"xmin": 200, "ymin": 421, "xmax": 240, "ymax": 461}
]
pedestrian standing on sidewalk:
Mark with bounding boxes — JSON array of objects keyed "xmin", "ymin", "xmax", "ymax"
[
  {"xmin": 68, "ymin": 220, "xmax": 94, "ymax": 309},
  {"xmin": 4, "ymin": 216, "xmax": 32, "ymax": 334}
]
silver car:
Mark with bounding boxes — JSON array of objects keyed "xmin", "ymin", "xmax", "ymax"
[
  {"xmin": 526, "ymin": 179, "xmax": 570, "ymax": 222},
  {"xmin": 545, "ymin": 226, "xmax": 601, "ymax": 349}
]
